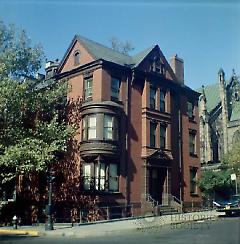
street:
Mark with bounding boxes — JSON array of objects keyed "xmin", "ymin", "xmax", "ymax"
[{"xmin": 0, "ymin": 217, "xmax": 240, "ymax": 244}]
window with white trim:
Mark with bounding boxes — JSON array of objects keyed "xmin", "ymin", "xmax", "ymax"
[
  {"xmin": 104, "ymin": 115, "xmax": 113, "ymax": 140},
  {"xmin": 82, "ymin": 115, "xmax": 97, "ymax": 140},
  {"xmin": 84, "ymin": 76, "xmax": 93, "ymax": 100}
]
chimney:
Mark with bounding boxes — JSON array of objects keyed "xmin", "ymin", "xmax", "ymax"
[
  {"xmin": 170, "ymin": 54, "xmax": 184, "ymax": 84},
  {"xmin": 45, "ymin": 60, "xmax": 59, "ymax": 80}
]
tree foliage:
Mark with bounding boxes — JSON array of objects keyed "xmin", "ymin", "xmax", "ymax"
[
  {"xmin": 0, "ymin": 20, "xmax": 44, "ymax": 79},
  {"xmin": 222, "ymin": 141, "xmax": 240, "ymax": 176},
  {"xmin": 0, "ymin": 21, "xmax": 74, "ymax": 186},
  {"xmin": 198, "ymin": 169, "xmax": 233, "ymax": 199},
  {"xmin": 109, "ymin": 37, "xmax": 134, "ymax": 55}
]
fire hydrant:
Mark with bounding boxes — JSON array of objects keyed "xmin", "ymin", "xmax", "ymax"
[{"xmin": 12, "ymin": 215, "xmax": 18, "ymax": 229}]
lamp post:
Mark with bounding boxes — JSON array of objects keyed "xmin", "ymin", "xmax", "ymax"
[{"xmin": 45, "ymin": 166, "xmax": 55, "ymax": 231}]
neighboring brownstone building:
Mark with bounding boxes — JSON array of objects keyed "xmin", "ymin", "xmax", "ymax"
[{"xmin": 44, "ymin": 35, "xmax": 201, "ymax": 220}]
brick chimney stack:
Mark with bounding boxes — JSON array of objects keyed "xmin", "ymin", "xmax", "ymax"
[{"xmin": 170, "ymin": 54, "xmax": 184, "ymax": 84}]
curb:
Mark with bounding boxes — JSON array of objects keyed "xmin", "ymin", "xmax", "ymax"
[{"xmin": 0, "ymin": 229, "xmax": 39, "ymax": 237}]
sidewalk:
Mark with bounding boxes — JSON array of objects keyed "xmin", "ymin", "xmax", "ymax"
[{"xmin": 0, "ymin": 210, "xmax": 224, "ymax": 238}]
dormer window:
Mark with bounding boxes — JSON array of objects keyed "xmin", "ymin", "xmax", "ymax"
[{"xmin": 74, "ymin": 51, "xmax": 80, "ymax": 66}]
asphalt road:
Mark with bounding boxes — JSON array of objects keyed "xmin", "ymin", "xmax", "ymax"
[{"xmin": 1, "ymin": 217, "xmax": 240, "ymax": 244}]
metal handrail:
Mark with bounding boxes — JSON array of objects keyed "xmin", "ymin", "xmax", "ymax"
[
  {"xmin": 168, "ymin": 194, "xmax": 183, "ymax": 212},
  {"xmin": 144, "ymin": 193, "xmax": 159, "ymax": 206}
]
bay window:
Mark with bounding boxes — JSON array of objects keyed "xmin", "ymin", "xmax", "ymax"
[{"xmin": 82, "ymin": 162, "xmax": 119, "ymax": 192}]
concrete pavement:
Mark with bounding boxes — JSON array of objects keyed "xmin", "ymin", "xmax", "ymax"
[{"xmin": 0, "ymin": 210, "xmax": 225, "ymax": 238}]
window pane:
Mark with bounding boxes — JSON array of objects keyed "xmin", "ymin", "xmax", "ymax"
[
  {"xmin": 84, "ymin": 77, "xmax": 93, "ymax": 99},
  {"xmin": 190, "ymin": 168, "xmax": 197, "ymax": 194},
  {"xmin": 150, "ymin": 122, "xmax": 156, "ymax": 147},
  {"xmin": 88, "ymin": 115, "xmax": 96, "ymax": 139},
  {"xmin": 89, "ymin": 116, "xmax": 96, "ymax": 126},
  {"xmin": 104, "ymin": 115, "xmax": 112, "ymax": 127},
  {"xmin": 104, "ymin": 129, "xmax": 113, "ymax": 140},
  {"xmin": 95, "ymin": 164, "xmax": 99, "ymax": 190},
  {"xmin": 104, "ymin": 115, "xmax": 114, "ymax": 140},
  {"xmin": 82, "ymin": 117, "xmax": 87, "ymax": 140},
  {"xmin": 100, "ymin": 164, "xmax": 105, "ymax": 190},
  {"xmin": 189, "ymin": 133, "xmax": 196, "ymax": 154},
  {"xmin": 88, "ymin": 129, "xmax": 96, "ymax": 139},
  {"xmin": 187, "ymin": 102, "xmax": 194, "ymax": 119},
  {"xmin": 74, "ymin": 52, "xmax": 80, "ymax": 66},
  {"xmin": 111, "ymin": 78, "xmax": 120, "ymax": 99},
  {"xmin": 83, "ymin": 164, "xmax": 91, "ymax": 190},
  {"xmin": 160, "ymin": 125, "xmax": 166, "ymax": 149},
  {"xmin": 109, "ymin": 164, "xmax": 118, "ymax": 191},
  {"xmin": 160, "ymin": 91, "xmax": 166, "ymax": 112},
  {"xmin": 150, "ymin": 87, "xmax": 156, "ymax": 109}
]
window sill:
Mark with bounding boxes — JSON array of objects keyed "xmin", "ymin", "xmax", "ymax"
[
  {"xmin": 82, "ymin": 190, "xmax": 122, "ymax": 195},
  {"xmin": 188, "ymin": 118, "xmax": 197, "ymax": 123},
  {"xmin": 82, "ymin": 98, "xmax": 93, "ymax": 103},
  {"xmin": 190, "ymin": 153, "xmax": 198, "ymax": 158},
  {"xmin": 190, "ymin": 193, "xmax": 199, "ymax": 197}
]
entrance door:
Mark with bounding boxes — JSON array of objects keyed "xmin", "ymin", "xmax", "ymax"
[{"xmin": 149, "ymin": 168, "xmax": 167, "ymax": 204}]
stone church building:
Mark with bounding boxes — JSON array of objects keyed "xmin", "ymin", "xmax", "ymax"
[{"xmin": 199, "ymin": 69, "xmax": 240, "ymax": 167}]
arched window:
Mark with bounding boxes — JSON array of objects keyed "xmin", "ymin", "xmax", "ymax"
[{"xmin": 74, "ymin": 51, "xmax": 80, "ymax": 66}]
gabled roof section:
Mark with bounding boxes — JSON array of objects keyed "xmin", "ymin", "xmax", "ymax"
[
  {"xmin": 76, "ymin": 35, "xmax": 133, "ymax": 66},
  {"xmin": 58, "ymin": 34, "xmax": 177, "ymax": 72},
  {"xmin": 197, "ymin": 83, "xmax": 221, "ymax": 112},
  {"xmin": 132, "ymin": 45, "xmax": 155, "ymax": 67},
  {"xmin": 197, "ymin": 73, "xmax": 235, "ymax": 113}
]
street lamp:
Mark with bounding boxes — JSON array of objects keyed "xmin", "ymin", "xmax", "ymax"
[{"xmin": 45, "ymin": 166, "xmax": 55, "ymax": 231}]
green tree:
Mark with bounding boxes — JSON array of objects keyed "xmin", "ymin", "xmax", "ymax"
[
  {"xmin": 0, "ymin": 21, "xmax": 74, "ymax": 189},
  {"xmin": 0, "ymin": 20, "xmax": 43, "ymax": 79},
  {"xmin": 223, "ymin": 141, "xmax": 240, "ymax": 176},
  {"xmin": 198, "ymin": 169, "xmax": 233, "ymax": 204}
]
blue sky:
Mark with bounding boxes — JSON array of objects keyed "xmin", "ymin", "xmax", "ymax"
[{"xmin": 0, "ymin": 0, "xmax": 240, "ymax": 89}]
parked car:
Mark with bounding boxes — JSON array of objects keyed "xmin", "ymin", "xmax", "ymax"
[{"xmin": 214, "ymin": 195, "xmax": 240, "ymax": 216}]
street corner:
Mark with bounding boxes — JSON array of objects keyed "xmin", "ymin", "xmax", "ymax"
[{"xmin": 0, "ymin": 229, "xmax": 39, "ymax": 237}]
